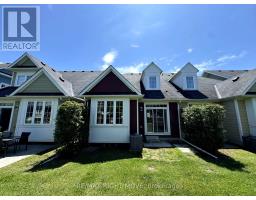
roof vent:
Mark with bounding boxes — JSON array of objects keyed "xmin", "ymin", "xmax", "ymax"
[
  {"xmin": 82, "ymin": 70, "xmax": 85, "ymax": 72},
  {"xmin": 41, "ymin": 61, "xmax": 46, "ymax": 66},
  {"xmin": 130, "ymin": 73, "xmax": 133, "ymax": 75},
  {"xmin": 59, "ymin": 77, "xmax": 65, "ymax": 82},
  {"xmin": 63, "ymin": 71, "xmax": 67, "ymax": 72},
  {"xmin": 232, "ymin": 76, "xmax": 239, "ymax": 82},
  {"xmin": 90, "ymin": 70, "xmax": 94, "ymax": 72},
  {"xmin": 51, "ymin": 68, "xmax": 56, "ymax": 72},
  {"xmin": 72, "ymin": 71, "xmax": 76, "ymax": 72},
  {"xmin": 218, "ymin": 70, "xmax": 222, "ymax": 72}
]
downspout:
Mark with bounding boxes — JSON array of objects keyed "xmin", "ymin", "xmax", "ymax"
[{"xmin": 178, "ymin": 100, "xmax": 218, "ymax": 159}]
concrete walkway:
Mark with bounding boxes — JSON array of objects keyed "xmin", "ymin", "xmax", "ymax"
[
  {"xmin": 173, "ymin": 143, "xmax": 194, "ymax": 154},
  {"xmin": 0, "ymin": 144, "xmax": 54, "ymax": 169}
]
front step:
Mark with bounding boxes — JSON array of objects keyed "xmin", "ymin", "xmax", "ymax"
[{"xmin": 146, "ymin": 136, "xmax": 160, "ymax": 143}]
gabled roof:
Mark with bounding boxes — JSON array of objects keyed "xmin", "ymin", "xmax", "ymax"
[
  {"xmin": 215, "ymin": 70, "xmax": 256, "ymax": 98},
  {"xmin": 9, "ymin": 53, "xmax": 73, "ymax": 96},
  {"xmin": 170, "ymin": 62, "xmax": 199, "ymax": 81},
  {"xmin": 79, "ymin": 65, "xmax": 142, "ymax": 96},
  {"xmin": 141, "ymin": 62, "xmax": 162, "ymax": 77}
]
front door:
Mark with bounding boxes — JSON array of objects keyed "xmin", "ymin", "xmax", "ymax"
[
  {"xmin": 145, "ymin": 104, "xmax": 170, "ymax": 135},
  {"xmin": 0, "ymin": 108, "xmax": 12, "ymax": 132}
]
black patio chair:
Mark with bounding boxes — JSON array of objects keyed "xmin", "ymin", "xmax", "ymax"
[
  {"xmin": 0, "ymin": 138, "xmax": 7, "ymax": 157},
  {"xmin": 2, "ymin": 131, "xmax": 14, "ymax": 139},
  {"xmin": 17, "ymin": 132, "xmax": 31, "ymax": 151}
]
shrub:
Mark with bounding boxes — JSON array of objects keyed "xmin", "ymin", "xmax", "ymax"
[
  {"xmin": 54, "ymin": 100, "xmax": 87, "ymax": 157},
  {"xmin": 181, "ymin": 104, "xmax": 225, "ymax": 153}
]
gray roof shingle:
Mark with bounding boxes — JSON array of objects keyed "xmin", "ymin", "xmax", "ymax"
[
  {"xmin": 203, "ymin": 70, "xmax": 250, "ymax": 79},
  {"xmin": 215, "ymin": 70, "xmax": 256, "ymax": 98}
]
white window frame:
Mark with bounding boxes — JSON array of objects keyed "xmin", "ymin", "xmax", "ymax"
[
  {"xmin": 185, "ymin": 76, "xmax": 195, "ymax": 89},
  {"xmin": 149, "ymin": 76, "xmax": 157, "ymax": 89},
  {"xmin": 24, "ymin": 101, "xmax": 53, "ymax": 125},
  {"xmin": 15, "ymin": 75, "xmax": 28, "ymax": 86},
  {"xmin": 144, "ymin": 103, "xmax": 170, "ymax": 135},
  {"xmin": 95, "ymin": 100, "xmax": 124, "ymax": 126}
]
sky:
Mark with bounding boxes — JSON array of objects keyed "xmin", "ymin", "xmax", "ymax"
[{"xmin": 0, "ymin": 4, "xmax": 256, "ymax": 73}]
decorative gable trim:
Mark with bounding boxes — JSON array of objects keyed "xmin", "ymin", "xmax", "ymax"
[
  {"xmin": 170, "ymin": 62, "xmax": 199, "ymax": 81},
  {"xmin": 79, "ymin": 65, "xmax": 142, "ymax": 96},
  {"xmin": 8, "ymin": 53, "xmax": 40, "ymax": 69}
]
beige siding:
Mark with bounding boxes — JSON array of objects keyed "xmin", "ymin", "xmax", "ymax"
[
  {"xmin": 21, "ymin": 74, "xmax": 61, "ymax": 94},
  {"xmin": 238, "ymin": 100, "xmax": 250, "ymax": 137},
  {"xmin": 221, "ymin": 100, "xmax": 242, "ymax": 145}
]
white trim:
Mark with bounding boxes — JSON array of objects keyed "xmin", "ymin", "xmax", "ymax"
[
  {"xmin": 214, "ymin": 84, "xmax": 222, "ymax": 99},
  {"xmin": 234, "ymin": 99, "xmax": 243, "ymax": 142},
  {"xmin": 144, "ymin": 103, "xmax": 171, "ymax": 135},
  {"xmin": 141, "ymin": 62, "xmax": 162, "ymax": 79},
  {"xmin": 0, "ymin": 72, "xmax": 12, "ymax": 78},
  {"xmin": 242, "ymin": 78, "xmax": 256, "ymax": 95},
  {"xmin": 10, "ymin": 69, "xmax": 69, "ymax": 96},
  {"xmin": 79, "ymin": 65, "xmax": 142, "ymax": 96},
  {"xmin": 8, "ymin": 53, "xmax": 39, "ymax": 69},
  {"xmin": 10, "ymin": 69, "xmax": 43, "ymax": 96},
  {"xmin": 94, "ymin": 99, "xmax": 124, "ymax": 126},
  {"xmin": 24, "ymin": 100, "xmax": 53, "ymax": 126}
]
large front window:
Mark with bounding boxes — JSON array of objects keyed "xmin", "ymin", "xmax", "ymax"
[
  {"xmin": 145, "ymin": 104, "xmax": 169, "ymax": 134},
  {"xmin": 25, "ymin": 101, "xmax": 52, "ymax": 124},
  {"xmin": 96, "ymin": 100, "xmax": 124, "ymax": 125}
]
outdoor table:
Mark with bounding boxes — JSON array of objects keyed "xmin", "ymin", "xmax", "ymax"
[{"xmin": 2, "ymin": 138, "xmax": 17, "ymax": 153}]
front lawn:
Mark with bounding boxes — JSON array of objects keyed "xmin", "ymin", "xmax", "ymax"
[{"xmin": 0, "ymin": 146, "xmax": 256, "ymax": 195}]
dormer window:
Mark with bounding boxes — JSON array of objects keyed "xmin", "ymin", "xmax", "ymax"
[
  {"xmin": 186, "ymin": 76, "xmax": 194, "ymax": 89},
  {"xmin": 149, "ymin": 76, "xmax": 157, "ymax": 89}
]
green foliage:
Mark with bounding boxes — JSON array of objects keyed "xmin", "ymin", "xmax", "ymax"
[
  {"xmin": 182, "ymin": 104, "xmax": 225, "ymax": 153},
  {"xmin": 54, "ymin": 100, "xmax": 88, "ymax": 157}
]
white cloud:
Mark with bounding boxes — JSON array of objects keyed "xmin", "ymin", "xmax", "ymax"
[
  {"xmin": 117, "ymin": 62, "xmax": 148, "ymax": 73},
  {"xmin": 101, "ymin": 50, "xmax": 118, "ymax": 70},
  {"xmin": 187, "ymin": 48, "xmax": 193, "ymax": 53},
  {"xmin": 130, "ymin": 44, "xmax": 140, "ymax": 48},
  {"xmin": 194, "ymin": 50, "xmax": 247, "ymax": 72},
  {"xmin": 217, "ymin": 50, "xmax": 247, "ymax": 62}
]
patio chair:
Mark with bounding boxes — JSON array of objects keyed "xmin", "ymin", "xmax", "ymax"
[
  {"xmin": 17, "ymin": 132, "xmax": 31, "ymax": 151},
  {"xmin": 0, "ymin": 138, "xmax": 7, "ymax": 157},
  {"xmin": 2, "ymin": 131, "xmax": 14, "ymax": 139}
]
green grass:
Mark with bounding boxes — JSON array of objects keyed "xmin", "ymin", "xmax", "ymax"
[{"xmin": 0, "ymin": 146, "xmax": 256, "ymax": 195}]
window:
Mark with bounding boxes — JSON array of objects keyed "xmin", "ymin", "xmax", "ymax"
[
  {"xmin": 186, "ymin": 76, "xmax": 194, "ymax": 89},
  {"xmin": 106, "ymin": 101, "xmax": 114, "ymax": 124},
  {"xmin": 43, "ymin": 102, "xmax": 52, "ymax": 124},
  {"xmin": 116, "ymin": 101, "xmax": 123, "ymax": 124},
  {"xmin": 145, "ymin": 104, "xmax": 168, "ymax": 134},
  {"xmin": 25, "ymin": 101, "xmax": 53, "ymax": 124},
  {"xmin": 96, "ymin": 100, "xmax": 124, "ymax": 125},
  {"xmin": 25, "ymin": 102, "xmax": 34, "ymax": 124},
  {"xmin": 0, "ymin": 83, "xmax": 8, "ymax": 88},
  {"xmin": 34, "ymin": 102, "xmax": 43, "ymax": 124},
  {"xmin": 149, "ymin": 76, "xmax": 157, "ymax": 88},
  {"xmin": 96, "ymin": 101, "xmax": 104, "ymax": 124},
  {"xmin": 16, "ymin": 75, "xmax": 28, "ymax": 86}
]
